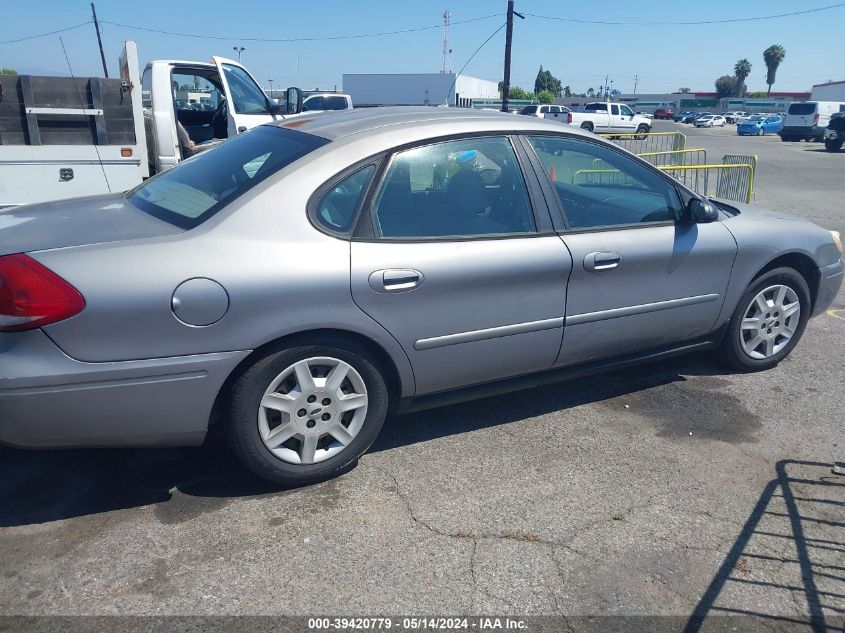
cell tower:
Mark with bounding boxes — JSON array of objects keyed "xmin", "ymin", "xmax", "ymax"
[{"xmin": 441, "ymin": 10, "xmax": 452, "ymax": 74}]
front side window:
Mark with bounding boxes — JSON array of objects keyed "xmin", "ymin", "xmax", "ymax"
[
  {"xmin": 221, "ymin": 64, "xmax": 271, "ymax": 114},
  {"xmin": 527, "ymin": 135, "xmax": 682, "ymax": 229},
  {"xmin": 373, "ymin": 137, "xmax": 535, "ymax": 239},
  {"xmin": 316, "ymin": 165, "xmax": 375, "ymax": 232},
  {"xmin": 621, "ymin": 105, "xmax": 634, "ymax": 116},
  {"xmin": 128, "ymin": 126, "xmax": 328, "ymax": 228}
]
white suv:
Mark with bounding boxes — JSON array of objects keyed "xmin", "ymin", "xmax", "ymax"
[{"xmin": 519, "ymin": 104, "xmax": 570, "ymax": 118}]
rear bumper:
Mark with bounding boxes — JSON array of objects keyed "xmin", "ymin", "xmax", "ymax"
[
  {"xmin": 779, "ymin": 126, "xmax": 825, "ymax": 139},
  {"xmin": 0, "ymin": 330, "xmax": 250, "ymax": 448},
  {"xmin": 814, "ymin": 259, "xmax": 844, "ymax": 317}
]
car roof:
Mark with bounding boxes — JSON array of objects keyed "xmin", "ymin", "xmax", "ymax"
[{"xmin": 274, "ymin": 106, "xmax": 593, "ymax": 141}]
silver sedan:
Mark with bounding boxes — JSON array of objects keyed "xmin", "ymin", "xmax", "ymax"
[{"xmin": 1, "ymin": 109, "xmax": 842, "ymax": 485}]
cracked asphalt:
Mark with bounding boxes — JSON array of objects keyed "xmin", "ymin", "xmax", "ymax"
[{"xmin": 1, "ymin": 121, "xmax": 843, "ymax": 629}]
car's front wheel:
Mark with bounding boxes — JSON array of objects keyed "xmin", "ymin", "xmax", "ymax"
[
  {"xmin": 825, "ymin": 138, "xmax": 843, "ymax": 152},
  {"xmin": 226, "ymin": 341, "xmax": 390, "ymax": 485},
  {"xmin": 718, "ymin": 267, "xmax": 810, "ymax": 371}
]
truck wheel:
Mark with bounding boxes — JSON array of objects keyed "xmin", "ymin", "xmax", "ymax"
[
  {"xmin": 825, "ymin": 139, "xmax": 843, "ymax": 152},
  {"xmin": 635, "ymin": 125, "xmax": 649, "ymax": 140},
  {"xmin": 580, "ymin": 122, "xmax": 594, "ymax": 133}
]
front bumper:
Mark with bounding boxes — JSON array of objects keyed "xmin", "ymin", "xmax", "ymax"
[
  {"xmin": 814, "ymin": 259, "xmax": 844, "ymax": 316},
  {"xmin": 0, "ymin": 330, "xmax": 250, "ymax": 448}
]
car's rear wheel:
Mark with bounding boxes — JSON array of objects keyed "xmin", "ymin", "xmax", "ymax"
[
  {"xmin": 635, "ymin": 124, "xmax": 649, "ymax": 140},
  {"xmin": 226, "ymin": 342, "xmax": 389, "ymax": 485},
  {"xmin": 718, "ymin": 267, "xmax": 810, "ymax": 371},
  {"xmin": 581, "ymin": 122, "xmax": 594, "ymax": 132},
  {"xmin": 757, "ymin": 127, "xmax": 765, "ymax": 135}
]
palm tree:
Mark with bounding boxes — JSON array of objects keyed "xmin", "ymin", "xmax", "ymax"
[
  {"xmin": 734, "ymin": 59, "xmax": 752, "ymax": 97},
  {"xmin": 763, "ymin": 45, "xmax": 786, "ymax": 97}
]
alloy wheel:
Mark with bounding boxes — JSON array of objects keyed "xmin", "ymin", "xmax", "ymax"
[
  {"xmin": 258, "ymin": 356, "xmax": 368, "ymax": 464},
  {"xmin": 739, "ymin": 284, "xmax": 801, "ymax": 359}
]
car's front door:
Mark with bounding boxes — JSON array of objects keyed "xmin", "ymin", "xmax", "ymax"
[
  {"xmin": 211, "ymin": 56, "xmax": 275, "ymax": 136},
  {"xmin": 524, "ymin": 134, "xmax": 737, "ymax": 366},
  {"xmin": 618, "ymin": 104, "xmax": 638, "ymax": 132},
  {"xmin": 350, "ymin": 135, "xmax": 572, "ymax": 395}
]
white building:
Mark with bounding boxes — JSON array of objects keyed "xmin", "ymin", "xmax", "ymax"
[
  {"xmin": 342, "ymin": 73, "xmax": 498, "ymax": 107},
  {"xmin": 811, "ymin": 81, "xmax": 845, "ymax": 102}
]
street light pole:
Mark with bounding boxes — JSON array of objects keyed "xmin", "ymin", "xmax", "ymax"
[
  {"xmin": 268, "ymin": 79, "xmax": 274, "ymax": 97},
  {"xmin": 233, "ymin": 46, "xmax": 245, "ymax": 62}
]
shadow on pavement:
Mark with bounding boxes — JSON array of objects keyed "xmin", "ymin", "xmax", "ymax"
[
  {"xmin": 683, "ymin": 459, "xmax": 845, "ymax": 633},
  {"xmin": 0, "ymin": 353, "xmax": 728, "ymax": 527}
]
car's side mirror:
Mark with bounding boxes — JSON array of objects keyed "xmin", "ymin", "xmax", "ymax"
[
  {"xmin": 687, "ymin": 198, "xmax": 719, "ymax": 223},
  {"xmin": 286, "ymin": 87, "xmax": 303, "ymax": 115}
]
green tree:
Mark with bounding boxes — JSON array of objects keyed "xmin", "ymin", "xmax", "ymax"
[
  {"xmin": 714, "ymin": 75, "xmax": 738, "ymax": 99},
  {"xmin": 536, "ymin": 90, "xmax": 554, "ymax": 104},
  {"xmin": 733, "ymin": 59, "xmax": 752, "ymax": 97},
  {"xmin": 0, "ymin": 68, "xmax": 17, "ymax": 75},
  {"xmin": 586, "ymin": 87, "xmax": 595, "ymax": 98},
  {"xmin": 534, "ymin": 66, "xmax": 562, "ymax": 97},
  {"xmin": 509, "ymin": 86, "xmax": 531, "ymax": 100},
  {"xmin": 563, "ymin": 85, "xmax": 572, "ymax": 98},
  {"xmin": 763, "ymin": 44, "xmax": 786, "ymax": 96},
  {"xmin": 677, "ymin": 87, "xmax": 691, "ymax": 94}
]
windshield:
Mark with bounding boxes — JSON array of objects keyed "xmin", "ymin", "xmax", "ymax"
[
  {"xmin": 128, "ymin": 126, "xmax": 329, "ymax": 229},
  {"xmin": 222, "ymin": 64, "xmax": 271, "ymax": 114}
]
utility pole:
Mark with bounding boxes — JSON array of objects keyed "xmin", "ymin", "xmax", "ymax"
[
  {"xmin": 91, "ymin": 3, "xmax": 108, "ymax": 78},
  {"xmin": 633, "ymin": 74, "xmax": 639, "ymax": 95},
  {"xmin": 501, "ymin": 0, "xmax": 524, "ymax": 113}
]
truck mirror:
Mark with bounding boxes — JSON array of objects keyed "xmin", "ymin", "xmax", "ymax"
[{"xmin": 286, "ymin": 87, "xmax": 303, "ymax": 114}]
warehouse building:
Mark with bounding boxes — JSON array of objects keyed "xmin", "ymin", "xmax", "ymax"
[
  {"xmin": 342, "ymin": 73, "xmax": 498, "ymax": 108},
  {"xmin": 811, "ymin": 80, "xmax": 845, "ymax": 102}
]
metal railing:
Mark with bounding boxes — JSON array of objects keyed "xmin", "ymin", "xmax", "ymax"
[
  {"xmin": 658, "ymin": 164, "xmax": 755, "ymax": 203},
  {"xmin": 598, "ymin": 130, "xmax": 686, "ymax": 153},
  {"xmin": 636, "ymin": 148, "xmax": 707, "ymax": 168}
]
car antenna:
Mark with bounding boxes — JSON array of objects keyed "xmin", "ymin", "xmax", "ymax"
[{"xmin": 59, "ymin": 35, "xmax": 111, "ymax": 193}]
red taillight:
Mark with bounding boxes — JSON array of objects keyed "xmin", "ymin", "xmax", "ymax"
[
  {"xmin": 813, "ymin": 112, "xmax": 819, "ymax": 126},
  {"xmin": 0, "ymin": 254, "xmax": 84, "ymax": 332},
  {"xmin": 567, "ymin": 112, "xmax": 573, "ymax": 124}
]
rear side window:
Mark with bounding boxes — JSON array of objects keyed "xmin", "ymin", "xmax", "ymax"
[
  {"xmin": 128, "ymin": 126, "xmax": 329, "ymax": 229},
  {"xmin": 788, "ymin": 103, "xmax": 816, "ymax": 115},
  {"xmin": 324, "ymin": 96, "xmax": 349, "ymax": 111},
  {"xmin": 315, "ymin": 165, "xmax": 375, "ymax": 232},
  {"xmin": 585, "ymin": 103, "xmax": 607, "ymax": 112}
]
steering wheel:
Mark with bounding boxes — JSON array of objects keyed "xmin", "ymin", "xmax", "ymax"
[{"xmin": 210, "ymin": 98, "xmax": 228, "ymax": 135}]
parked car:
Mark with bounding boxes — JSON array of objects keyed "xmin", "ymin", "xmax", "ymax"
[
  {"xmin": 635, "ymin": 111, "xmax": 655, "ymax": 120},
  {"xmin": 302, "ymin": 93, "xmax": 353, "ymax": 112},
  {"xmin": 695, "ymin": 114, "xmax": 726, "ymax": 127},
  {"xmin": 737, "ymin": 114, "xmax": 783, "ymax": 136},
  {"xmin": 823, "ymin": 112, "xmax": 845, "ymax": 151},
  {"xmin": 566, "ymin": 102, "xmax": 652, "ymax": 135},
  {"xmin": 654, "ymin": 108, "xmax": 675, "ymax": 120},
  {"xmin": 674, "ymin": 111, "xmax": 695, "ymax": 122},
  {"xmin": 779, "ymin": 101, "xmax": 845, "ymax": 142},
  {"xmin": 683, "ymin": 112, "xmax": 709, "ymax": 124},
  {"xmin": 1, "ymin": 109, "xmax": 842, "ymax": 485},
  {"xmin": 723, "ymin": 111, "xmax": 748, "ymax": 124},
  {"xmin": 520, "ymin": 104, "xmax": 569, "ymax": 118}
]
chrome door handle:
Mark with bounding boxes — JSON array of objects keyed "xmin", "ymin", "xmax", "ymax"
[
  {"xmin": 584, "ymin": 251, "xmax": 622, "ymax": 272},
  {"xmin": 368, "ymin": 269, "xmax": 424, "ymax": 293}
]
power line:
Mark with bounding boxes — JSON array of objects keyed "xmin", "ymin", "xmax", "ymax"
[
  {"xmin": 98, "ymin": 13, "xmax": 503, "ymax": 43},
  {"xmin": 0, "ymin": 20, "xmax": 92, "ymax": 45},
  {"xmin": 447, "ymin": 22, "xmax": 506, "ymax": 103},
  {"xmin": 523, "ymin": 3, "xmax": 845, "ymax": 26}
]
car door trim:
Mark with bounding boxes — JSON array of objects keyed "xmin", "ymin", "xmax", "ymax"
[
  {"xmin": 414, "ymin": 316, "xmax": 565, "ymax": 350},
  {"xmin": 566, "ymin": 293, "xmax": 720, "ymax": 326}
]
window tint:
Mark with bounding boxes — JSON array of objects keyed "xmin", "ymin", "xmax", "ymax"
[
  {"xmin": 520, "ymin": 105, "xmax": 538, "ymax": 115},
  {"xmin": 324, "ymin": 96, "xmax": 349, "ymax": 110},
  {"xmin": 316, "ymin": 165, "xmax": 375, "ymax": 232},
  {"xmin": 527, "ymin": 135, "xmax": 682, "ymax": 229},
  {"xmin": 620, "ymin": 105, "xmax": 634, "ymax": 116},
  {"xmin": 373, "ymin": 137, "xmax": 535, "ymax": 239},
  {"xmin": 128, "ymin": 126, "xmax": 328, "ymax": 229},
  {"xmin": 787, "ymin": 103, "xmax": 816, "ymax": 115},
  {"xmin": 611, "ymin": 105, "xmax": 619, "ymax": 115},
  {"xmin": 221, "ymin": 64, "xmax": 270, "ymax": 114},
  {"xmin": 303, "ymin": 96, "xmax": 324, "ymax": 111}
]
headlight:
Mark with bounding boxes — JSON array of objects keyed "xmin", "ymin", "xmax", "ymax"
[{"xmin": 832, "ymin": 230, "xmax": 843, "ymax": 255}]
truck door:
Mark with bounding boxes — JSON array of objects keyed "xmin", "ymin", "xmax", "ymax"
[{"xmin": 211, "ymin": 56, "xmax": 275, "ymax": 136}]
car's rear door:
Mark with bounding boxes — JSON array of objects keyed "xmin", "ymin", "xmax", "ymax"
[
  {"xmin": 350, "ymin": 135, "xmax": 571, "ymax": 395},
  {"xmin": 523, "ymin": 133, "xmax": 737, "ymax": 366}
]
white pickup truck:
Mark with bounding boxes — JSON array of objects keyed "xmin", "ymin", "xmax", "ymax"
[
  {"xmin": 0, "ymin": 41, "xmax": 302, "ymax": 207},
  {"xmin": 546, "ymin": 102, "xmax": 652, "ymax": 135}
]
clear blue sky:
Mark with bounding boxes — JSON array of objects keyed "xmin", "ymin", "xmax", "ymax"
[{"xmin": 1, "ymin": 0, "xmax": 843, "ymax": 95}]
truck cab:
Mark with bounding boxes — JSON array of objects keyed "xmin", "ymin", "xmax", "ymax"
[
  {"xmin": 141, "ymin": 56, "xmax": 285, "ymax": 173},
  {"xmin": 563, "ymin": 102, "xmax": 652, "ymax": 135}
]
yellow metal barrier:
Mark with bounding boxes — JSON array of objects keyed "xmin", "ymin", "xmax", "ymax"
[
  {"xmin": 658, "ymin": 164, "xmax": 754, "ymax": 203},
  {"xmin": 636, "ymin": 148, "xmax": 707, "ymax": 167},
  {"xmin": 598, "ymin": 131, "xmax": 686, "ymax": 153}
]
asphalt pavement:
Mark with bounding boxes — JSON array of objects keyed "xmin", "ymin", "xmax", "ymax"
[{"xmin": 1, "ymin": 120, "xmax": 843, "ymax": 630}]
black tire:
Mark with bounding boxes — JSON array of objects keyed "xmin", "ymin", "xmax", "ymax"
[
  {"xmin": 718, "ymin": 267, "xmax": 811, "ymax": 372},
  {"xmin": 580, "ymin": 122, "xmax": 594, "ymax": 133},
  {"xmin": 635, "ymin": 124, "xmax": 649, "ymax": 140},
  {"xmin": 825, "ymin": 139, "xmax": 843, "ymax": 152},
  {"xmin": 226, "ymin": 341, "xmax": 390, "ymax": 486}
]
